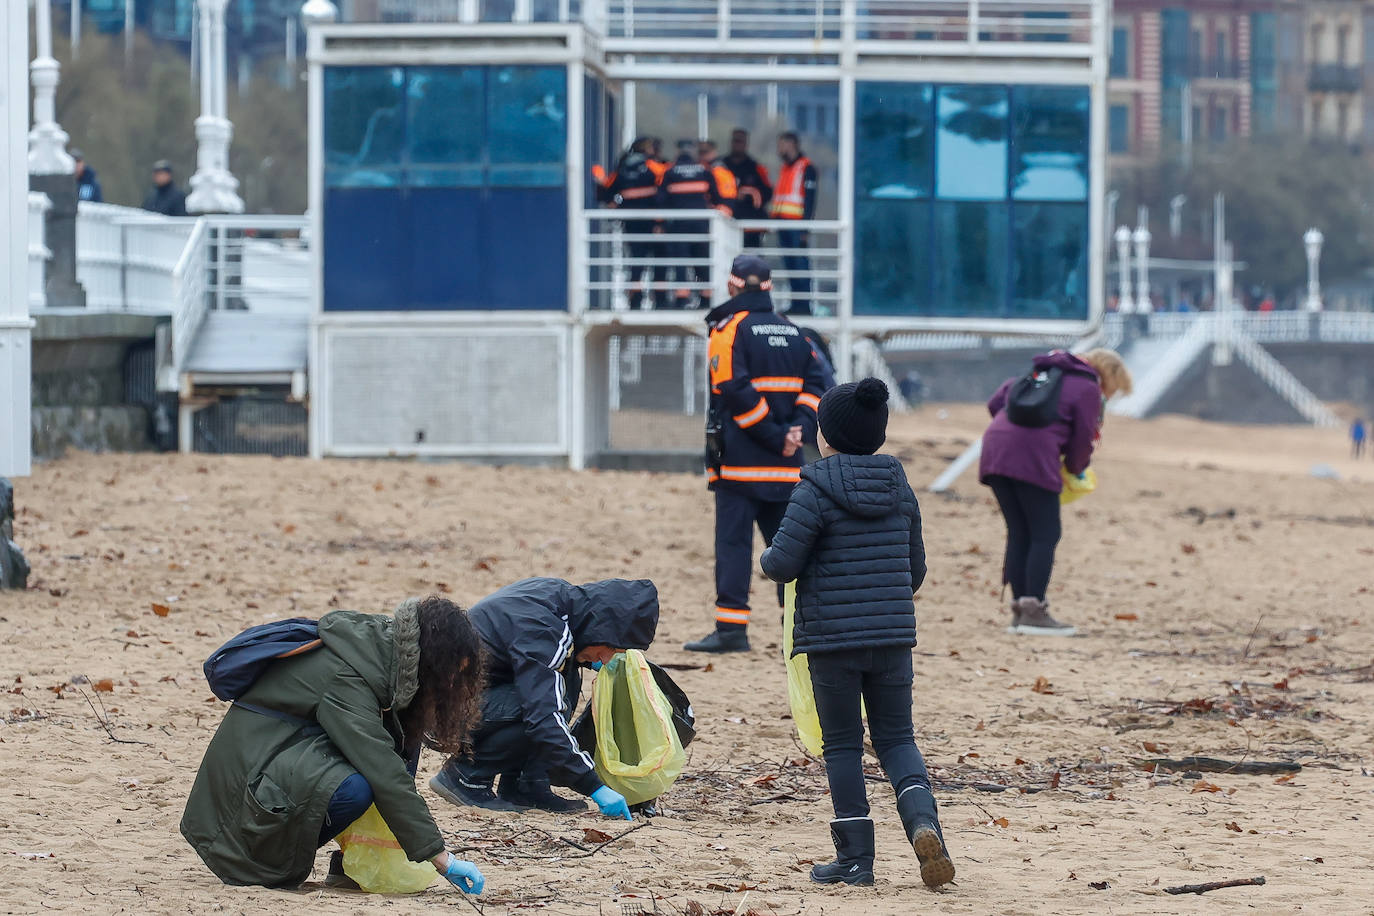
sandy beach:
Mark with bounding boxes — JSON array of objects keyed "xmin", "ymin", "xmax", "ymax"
[{"xmin": 2, "ymin": 405, "xmax": 1372, "ymax": 915}]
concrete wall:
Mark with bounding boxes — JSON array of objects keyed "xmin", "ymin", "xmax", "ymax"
[
  {"xmin": 886, "ymin": 347, "xmax": 1041, "ymax": 405},
  {"xmin": 30, "ymin": 313, "xmax": 160, "ymax": 459}
]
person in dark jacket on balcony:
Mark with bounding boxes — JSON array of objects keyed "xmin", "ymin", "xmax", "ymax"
[
  {"xmin": 759, "ymin": 378, "xmax": 953, "ymax": 891},
  {"xmin": 142, "ymin": 159, "xmax": 188, "ymax": 216},
  {"xmin": 979, "ymin": 348, "xmax": 1132, "ymax": 636},
  {"xmin": 430, "ymin": 577, "xmax": 659, "ymax": 819},
  {"xmin": 71, "ymin": 149, "xmax": 103, "ymax": 202}
]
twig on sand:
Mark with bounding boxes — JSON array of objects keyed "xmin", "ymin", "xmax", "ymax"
[
  {"xmin": 1137, "ymin": 757, "xmax": 1300, "ymax": 775},
  {"xmin": 1164, "ymin": 876, "xmax": 1266, "ymax": 896},
  {"xmin": 563, "ymin": 822, "xmax": 649, "ymax": 859},
  {"xmin": 77, "ymin": 685, "xmax": 150, "ymax": 746},
  {"xmin": 1241, "ymin": 615, "xmax": 1266, "ymax": 660}
]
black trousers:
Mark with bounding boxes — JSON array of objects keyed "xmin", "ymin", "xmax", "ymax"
[
  {"xmin": 809, "ymin": 647, "xmax": 931, "ymax": 821},
  {"xmin": 714, "ymin": 487, "xmax": 786, "ymax": 630},
  {"xmin": 445, "ymin": 674, "xmax": 581, "ymax": 786},
  {"xmin": 986, "ymin": 474, "xmax": 1062, "ymax": 601}
]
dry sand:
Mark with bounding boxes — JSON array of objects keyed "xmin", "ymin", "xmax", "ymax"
[{"xmin": 2, "ymin": 406, "xmax": 1373, "ymax": 915}]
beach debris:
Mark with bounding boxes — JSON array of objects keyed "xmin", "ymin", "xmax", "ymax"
[
  {"xmin": 7, "ymin": 850, "xmax": 54, "ymax": 860},
  {"xmin": 1137, "ymin": 757, "xmax": 1301, "ymax": 776},
  {"xmin": 1309, "ymin": 464, "xmax": 1340, "ymax": 480},
  {"xmin": 1164, "ymin": 876, "xmax": 1266, "ymax": 896}
]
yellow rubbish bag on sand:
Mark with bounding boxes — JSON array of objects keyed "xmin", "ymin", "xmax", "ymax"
[
  {"xmin": 591, "ymin": 649, "xmax": 687, "ymax": 805},
  {"xmin": 783, "ymin": 581, "xmax": 825, "ymax": 756},
  {"xmin": 1060, "ymin": 465, "xmax": 1097, "ymax": 505},
  {"xmin": 336, "ymin": 804, "xmax": 436, "ymax": 894}
]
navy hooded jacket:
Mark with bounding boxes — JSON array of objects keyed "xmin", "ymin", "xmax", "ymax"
[{"xmin": 468, "ymin": 577, "xmax": 659, "ymax": 794}]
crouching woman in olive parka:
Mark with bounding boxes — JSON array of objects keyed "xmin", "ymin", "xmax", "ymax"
[{"xmin": 181, "ymin": 596, "xmax": 487, "ymax": 892}]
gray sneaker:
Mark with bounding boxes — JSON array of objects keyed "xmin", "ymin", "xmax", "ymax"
[
  {"xmin": 1005, "ymin": 598, "xmax": 1022, "ymax": 634},
  {"xmin": 1011, "ymin": 597, "xmax": 1077, "ymax": 637}
]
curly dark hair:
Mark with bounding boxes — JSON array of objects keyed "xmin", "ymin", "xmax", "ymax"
[{"xmin": 399, "ymin": 596, "xmax": 487, "ymax": 757}]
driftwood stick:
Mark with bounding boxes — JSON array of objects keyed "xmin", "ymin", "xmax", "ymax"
[
  {"xmin": 1137, "ymin": 757, "xmax": 1300, "ymax": 775},
  {"xmin": 1164, "ymin": 876, "xmax": 1266, "ymax": 896}
]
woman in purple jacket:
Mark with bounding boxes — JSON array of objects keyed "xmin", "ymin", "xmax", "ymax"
[{"xmin": 979, "ymin": 349, "xmax": 1132, "ymax": 636}]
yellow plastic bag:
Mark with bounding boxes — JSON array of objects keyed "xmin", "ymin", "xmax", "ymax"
[
  {"xmin": 335, "ymin": 804, "xmax": 436, "ymax": 894},
  {"xmin": 1060, "ymin": 465, "xmax": 1097, "ymax": 505},
  {"xmin": 783, "ymin": 581, "xmax": 824, "ymax": 756},
  {"xmin": 591, "ymin": 649, "xmax": 687, "ymax": 805}
]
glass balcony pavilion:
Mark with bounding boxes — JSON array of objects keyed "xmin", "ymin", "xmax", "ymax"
[{"xmin": 306, "ymin": 1, "xmax": 1109, "ymax": 464}]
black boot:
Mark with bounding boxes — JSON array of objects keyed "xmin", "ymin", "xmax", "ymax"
[
  {"xmin": 498, "ymin": 775, "xmax": 588, "ymax": 813},
  {"xmin": 324, "ymin": 850, "xmax": 360, "ymax": 889},
  {"xmin": 897, "ymin": 785, "xmax": 955, "ymax": 889},
  {"xmin": 683, "ymin": 628, "xmax": 750, "ymax": 653},
  {"xmin": 809, "ymin": 818, "xmax": 875, "ymax": 886}
]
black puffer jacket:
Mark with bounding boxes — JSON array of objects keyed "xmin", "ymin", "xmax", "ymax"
[{"xmin": 760, "ymin": 454, "xmax": 925, "ymax": 655}]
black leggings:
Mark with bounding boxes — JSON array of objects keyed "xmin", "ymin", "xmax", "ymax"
[{"xmin": 986, "ymin": 475, "xmax": 1062, "ymax": 601}]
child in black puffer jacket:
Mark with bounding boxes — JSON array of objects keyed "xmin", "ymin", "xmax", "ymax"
[{"xmin": 760, "ymin": 378, "xmax": 953, "ymax": 890}]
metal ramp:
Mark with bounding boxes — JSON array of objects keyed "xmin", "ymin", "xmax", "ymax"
[{"xmin": 182, "ymin": 311, "xmax": 309, "ymax": 386}]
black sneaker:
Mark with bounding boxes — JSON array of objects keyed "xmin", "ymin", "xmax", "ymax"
[
  {"xmin": 499, "ymin": 776, "xmax": 588, "ymax": 813},
  {"xmin": 324, "ymin": 850, "xmax": 360, "ymax": 890},
  {"xmin": 683, "ymin": 629, "xmax": 750, "ymax": 653},
  {"xmin": 429, "ymin": 767, "xmax": 529, "ymax": 812}
]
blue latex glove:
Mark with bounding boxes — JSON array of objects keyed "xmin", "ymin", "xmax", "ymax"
[
  {"xmin": 443, "ymin": 856, "xmax": 485, "ymax": 895},
  {"xmin": 592, "ymin": 785, "xmax": 633, "ymax": 821}
]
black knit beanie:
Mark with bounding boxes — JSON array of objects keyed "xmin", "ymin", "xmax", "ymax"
[{"xmin": 818, "ymin": 378, "xmax": 890, "ymax": 455}]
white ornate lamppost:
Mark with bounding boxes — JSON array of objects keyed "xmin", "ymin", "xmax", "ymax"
[
  {"xmin": 1303, "ymin": 227, "xmax": 1324, "ymax": 312},
  {"xmin": 28, "ymin": 0, "xmax": 73, "ymax": 176},
  {"xmin": 1114, "ymin": 225, "xmax": 1134, "ymax": 314},
  {"xmin": 1133, "ymin": 224, "xmax": 1153, "ymax": 314},
  {"xmin": 186, "ymin": 0, "xmax": 244, "ymax": 214}
]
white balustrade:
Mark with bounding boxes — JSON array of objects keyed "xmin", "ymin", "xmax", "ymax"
[{"xmin": 27, "ymin": 193, "xmax": 51, "ymax": 310}]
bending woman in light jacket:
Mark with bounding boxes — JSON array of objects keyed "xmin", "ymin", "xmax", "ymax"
[{"xmin": 181, "ymin": 596, "xmax": 488, "ymax": 893}]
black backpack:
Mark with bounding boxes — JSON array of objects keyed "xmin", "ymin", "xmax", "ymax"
[{"xmin": 1005, "ymin": 365, "xmax": 1091, "ymax": 428}]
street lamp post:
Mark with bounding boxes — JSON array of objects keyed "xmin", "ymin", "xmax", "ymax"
[
  {"xmin": 1133, "ymin": 225, "xmax": 1153, "ymax": 315},
  {"xmin": 1303, "ymin": 227, "xmax": 1324, "ymax": 312},
  {"xmin": 186, "ymin": 0, "xmax": 243, "ymax": 214},
  {"xmin": 1114, "ymin": 225, "xmax": 1134, "ymax": 314}
]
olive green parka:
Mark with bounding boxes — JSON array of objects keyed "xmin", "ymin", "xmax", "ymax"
[{"xmin": 180, "ymin": 604, "xmax": 446, "ymax": 887}]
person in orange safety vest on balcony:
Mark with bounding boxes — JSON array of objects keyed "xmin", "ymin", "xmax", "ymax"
[
  {"xmin": 659, "ymin": 139, "xmax": 729, "ymax": 309},
  {"xmin": 684, "ymin": 255, "xmax": 829, "ymax": 654},
  {"xmin": 770, "ymin": 132, "xmax": 819, "ymax": 317},
  {"xmin": 597, "ymin": 137, "xmax": 668, "ymax": 310}
]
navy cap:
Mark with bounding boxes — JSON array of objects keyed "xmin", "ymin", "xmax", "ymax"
[
  {"xmin": 729, "ymin": 254, "xmax": 771, "ymax": 289},
  {"xmin": 152, "ymin": 159, "xmax": 174, "ymax": 173}
]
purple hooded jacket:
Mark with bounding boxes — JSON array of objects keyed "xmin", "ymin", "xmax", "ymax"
[{"xmin": 978, "ymin": 351, "xmax": 1103, "ymax": 494}]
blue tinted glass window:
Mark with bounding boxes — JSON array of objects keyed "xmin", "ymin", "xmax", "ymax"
[
  {"xmin": 324, "ymin": 67, "xmax": 405, "ymax": 188},
  {"xmin": 1012, "ymin": 86, "xmax": 1089, "ymax": 201},
  {"xmin": 932, "ymin": 202, "xmax": 1008, "ymax": 315},
  {"xmin": 935, "ymin": 86, "xmax": 1008, "ymax": 200},
  {"xmin": 1111, "ymin": 27, "xmax": 1129, "ymax": 77},
  {"xmin": 856, "ymin": 83, "xmax": 933, "ymax": 199},
  {"xmin": 488, "ymin": 67, "xmax": 567, "ymax": 186},
  {"xmin": 1012, "ymin": 203, "xmax": 1088, "ymax": 319},
  {"xmin": 406, "ymin": 67, "xmax": 484, "ymax": 187},
  {"xmin": 1109, "ymin": 104, "xmax": 1130, "ymax": 153},
  {"xmin": 854, "ymin": 199, "xmax": 930, "ymax": 315}
]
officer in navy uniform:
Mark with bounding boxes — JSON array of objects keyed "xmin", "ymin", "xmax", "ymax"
[
  {"xmin": 600, "ymin": 137, "xmax": 667, "ymax": 310},
  {"xmin": 659, "ymin": 139, "xmax": 728, "ymax": 309},
  {"xmin": 685, "ymin": 255, "xmax": 830, "ymax": 653}
]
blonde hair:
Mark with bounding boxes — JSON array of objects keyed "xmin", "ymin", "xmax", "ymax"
[{"xmin": 1080, "ymin": 348, "xmax": 1133, "ymax": 399}]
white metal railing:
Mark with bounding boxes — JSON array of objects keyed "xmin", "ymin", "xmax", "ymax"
[
  {"xmin": 160, "ymin": 219, "xmax": 211, "ymax": 392},
  {"xmin": 852, "ymin": 337, "xmax": 909, "ymax": 412},
  {"xmin": 122, "ymin": 217, "xmax": 199, "ymax": 314},
  {"xmin": 1109, "ymin": 313, "xmax": 1213, "ymax": 420},
  {"xmin": 582, "ymin": 210, "xmax": 845, "ymax": 315},
  {"xmin": 1229, "ymin": 332, "xmax": 1341, "ymax": 428},
  {"xmin": 350, "ymin": 0, "xmax": 1098, "ymax": 57},
  {"xmin": 27, "ymin": 193, "xmax": 51, "ymax": 310}
]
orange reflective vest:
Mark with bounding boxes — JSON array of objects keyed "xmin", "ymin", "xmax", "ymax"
[
  {"xmin": 769, "ymin": 156, "xmax": 811, "ymax": 220},
  {"xmin": 711, "ymin": 164, "xmax": 738, "ymax": 201}
]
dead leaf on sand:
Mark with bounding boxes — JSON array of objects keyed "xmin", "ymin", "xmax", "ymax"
[
  {"xmin": 1032, "ymin": 676, "xmax": 1054, "ymax": 694},
  {"xmin": 151, "ymin": 603, "xmax": 170, "ymax": 617},
  {"xmin": 582, "ymin": 828, "xmax": 613, "ymax": 844}
]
